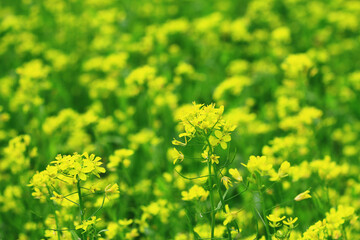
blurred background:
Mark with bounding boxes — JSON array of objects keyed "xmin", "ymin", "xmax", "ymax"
[{"xmin": 0, "ymin": 0, "xmax": 359, "ymax": 239}]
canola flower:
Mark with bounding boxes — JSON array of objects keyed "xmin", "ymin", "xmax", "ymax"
[
  {"xmin": 181, "ymin": 185, "xmax": 209, "ymax": 201},
  {"xmin": 223, "ymin": 205, "xmax": 238, "ymax": 226},
  {"xmin": 76, "ymin": 216, "xmax": 101, "ymax": 233},
  {"xmin": 228, "ymin": 168, "xmax": 243, "ymax": 182},
  {"xmin": 29, "ymin": 153, "xmax": 105, "ymax": 195},
  {"xmin": 242, "ymin": 155, "xmax": 273, "ymax": 175},
  {"xmin": 294, "ymin": 190, "xmax": 312, "ymax": 202},
  {"xmin": 173, "ymin": 103, "xmax": 239, "ymax": 239},
  {"xmin": 267, "ymin": 215, "xmax": 286, "ymax": 228},
  {"xmin": 172, "ymin": 148, "xmax": 184, "ymax": 165},
  {"xmin": 301, "ymin": 205, "xmax": 357, "ymax": 240},
  {"xmin": 28, "ymin": 153, "xmax": 118, "ymax": 239},
  {"xmin": 221, "ymin": 176, "xmax": 233, "ymax": 189},
  {"xmin": 172, "ymin": 102, "xmax": 236, "ymax": 151},
  {"xmin": 283, "ymin": 217, "xmax": 298, "ymax": 227}
]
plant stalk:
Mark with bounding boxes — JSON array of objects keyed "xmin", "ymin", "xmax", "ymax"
[
  {"xmin": 77, "ymin": 180, "xmax": 85, "ymax": 240},
  {"xmin": 213, "ymin": 164, "xmax": 232, "ymax": 240},
  {"xmin": 207, "ymin": 160, "xmax": 215, "ymax": 239},
  {"xmin": 256, "ymin": 175, "xmax": 271, "ymax": 239}
]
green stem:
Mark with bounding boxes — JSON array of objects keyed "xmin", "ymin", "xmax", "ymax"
[
  {"xmin": 53, "ymin": 210, "xmax": 61, "ymax": 240},
  {"xmin": 254, "ymin": 209, "xmax": 259, "ymax": 239},
  {"xmin": 47, "ymin": 187, "xmax": 61, "ymax": 240},
  {"xmin": 342, "ymin": 225, "xmax": 347, "ymax": 240},
  {"xmin": 213, "ymin": 165, "xmax": 232, "ymax": 240},
  {"xmin": 207, "ymin": 160, "xmax": 215, "ymax": 240},
  {"xmin": 205, "ymin": 138, "xmax": 216, "ymax": 239},
  {"xmin": 90, "ymin": 193, "xmax": 106, "ymax": 218},
  {"xmin": 205, "ymin": 135, "xmax": 232, "ymax": 239},
  {"xmin": 256, "ymin": 175, "xmax": 271, "ymax": 239},
  {"xmin": 77, "ymin": 180, "xmax": 85, "ymax": 240}
]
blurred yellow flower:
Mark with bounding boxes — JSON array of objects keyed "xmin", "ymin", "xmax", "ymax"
[{"xmin": 295, "ymin": 190, "xmax": 312, "ymax": 201}]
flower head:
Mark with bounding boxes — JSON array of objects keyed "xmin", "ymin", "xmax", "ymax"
[
  {"xmin": 50, "ymin": 191, "xmax": 64, "ymax": 202},
  {"xmin": 173, "ymin": 103, "xmax": 235, "ymax": 148},
  {"xmin": 283, "ymin": 217, "xmax": 298, "ymax": 227},
  {"xmin": 210, "ymin": 154, "xmax": 220, "ymax": 164},
  {"xmin": 172, "ymin": 148, "xmax": 184, "ymax": 165},
  {"xmin": 75, "ymin": 216, "xmax": 101, "ymax": 233},
  {"xmin": 105, "ymin": 184, "xmax": 120, "ymax": 200},
  {"xmin": 229, "ymin": 168, "xmax": 243, "ymax": 182},
  {"xmin": 267, "ymin": 214, "xmax": 286, "ymax": 223},
  {"xmin": 242, "ymin": 155, "xmax": 273, "ymax": 175},
  {"xmin": 209, "ymin": 130, "xmax": 232, "ymax": 149},
  {"xmin": 294, "ymin": 190, "xmax": 311, "ymax": 201},
  {"xmin": 221, "ymin": 176, "xmax": 233, "ymax": 189},
  {"xmin": 223, "ymin": 204, "xmax": 238, "ymax": 226}
]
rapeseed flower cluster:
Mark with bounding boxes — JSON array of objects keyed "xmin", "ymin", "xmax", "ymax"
[
  {"xmin": 173, "ymin": 102, "xmax": 235, "ymax": 149},
  {"xmin": 301, "ymin": 205, "xmax": 357, "ymax": 240},
  {"xmin": 29, "ymin": 153, "xmax": 105, "ymax": 197}
]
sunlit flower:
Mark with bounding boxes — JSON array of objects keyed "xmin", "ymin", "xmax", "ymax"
[
  {"xmin": 221, "ymin": 176, "xmax": 233, "ymax": 189},
  {"xmin": 229, "ymin": 168, "xmax": 243, "ymax": 182},
  {"xmin": 172, "ymin": 148, "xmax": 184, "ymax": 164},
  {"xmin": 75, "ymin": 216, "xmax": 101, "ymax": 233},
  {"xmin": 223, "ymin": 204, "xmax": 238, "ymax": 226},
  {"xmin": 294, "ymin": 190, "xmax": 312, "ymax": 201},
  {"xmin": 105, "ymin": 184, "xmax": 120, "ymax": 199},
  {"xmin": 283, "ymin": 217, "xmax": 298, "ymax": 227}
]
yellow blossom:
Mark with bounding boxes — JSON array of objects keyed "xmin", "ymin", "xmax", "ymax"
[
  {"xmin": 50, "ymin": 191, "xmax": 63, "ymax": 202},
  {"xmin": 294, "ymin": 190, "xmax": 312, "ymax": 201},
  {"xmin": 105, "ymin": 184, "xmax": 120, "ymax": 199},
  {"xmin": 118, "ymin": 219, "xmax": 133, "ymax": 226},
  {"xmin": 172, "ymin": 148, "xmax": 184, "ymax": 164},
  {"xmin": 228, "ymin": 168, "xmax": 243, "ymax": 182},
  {"xmin": 267, "ymin": 214, "xmax": 286, "ymax": 223},
  {"xmin": 223, "ymin": 204, "xmax": 237, "ymax": 226},
  {"xmin": 181, "ymin": 185, "xmax": 209, "ymax": 201},
  {"xmin": 283, "ymin": 217, "xmax": 298, "ymax": 226},
  {"xmin": 75, "ymin": 216, "xmax": 101, "ymax": 233},
  {"xmin": 242, "ymin": 155, "xmax": 273, "ymax": 175},
  {"xmin": 209, "ymin": 130, "xmax": 232, "ymax": 149},
  {"xmin": 221, "ymin": 176, "xmax": 232, "ymax": 189},
  {"xmin": 210, "ymin": 154, "xmax": 220, "ymax": 164}
]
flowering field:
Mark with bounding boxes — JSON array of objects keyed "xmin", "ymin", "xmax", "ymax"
[{"xmin": 0, "ymin": 0, "xmax": 360, "ymax": 239}]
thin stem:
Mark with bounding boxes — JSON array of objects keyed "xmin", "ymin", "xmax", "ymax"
[
  {"xmin": 174, "ymin": 168, "xmax": 214, "ymax": 180},
  {"xmin": 77, "ymin": 180, "xmax": 85, "ymax": 240},
  {"xmin": 90, "ymin": 193, "xmax": 106, "ymax": 219},
  {"xmin": 213, "ymin": 164, "xmax": 232, "ymax": 240},
  {"xmin": 45, "ymin": 228, "xmax": 75, "ymax": 231},
  {"xmin": 49, "ymin": 185, "xmax": 79, "ymax": 206},
  {"xmin": 46, "ymin": 187, "xmax": 61, "ymax": 240},
  {"xmin": 204, "ymin": 137, "xmax": 217, "ymax": 239},
  {"xmin": 254, "ymin": 208, "xmax": 259, "ymax": 239},
  {"xmin": 224, "ymin": 181, "xmax": 249, "ymax": 202},
  {"xmin": 64, "ymin": 191, "xmax": 79, "ymax": 197},
  {"xmin": 342, "ymin": 225, "xmax": 348, "ymax": 240},
  {"xmin": 207, "ymin": 160, "xmax": 215, "ymax": 240},
  {"xmin": 256, "ymin": 175, "xmax": 271, "ymax": 239}
]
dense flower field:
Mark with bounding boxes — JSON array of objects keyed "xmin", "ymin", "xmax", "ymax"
[{"xmin": 0, "ymin": 0, "xmax": 359, "ymax": 239}]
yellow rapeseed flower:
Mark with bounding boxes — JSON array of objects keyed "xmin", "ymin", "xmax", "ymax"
[
  {"xmin": 228, "ymin": 168, "xmax": 243, "ymax": 182},
  {"xmin": 221, "ymin": 176, "xmax": 232, "ymax": 189},
  {"xmin": 283, "ymin": 217, "xmax": 298, "ymax": 227},
  {"xmin": 223, "ymin": 204, "xmax": 238, "ymax": 226},
  {"xmin": 267, "ymin": 214, "xmax": 286, "ymax": 223},
  {"xmin": 294, "ymin": 190, "xmax": 312, "ymax": 201},
  {"xmin": 242, "ymin": 155, "xmax": 273, "ymax": 175},
  {"xmin": 172, "ymin": 148, "xmax": 184, "ymax": 164},
  {"xmin": 75, "ymin": 216, "xmax": 101, "ymax": 233}
]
